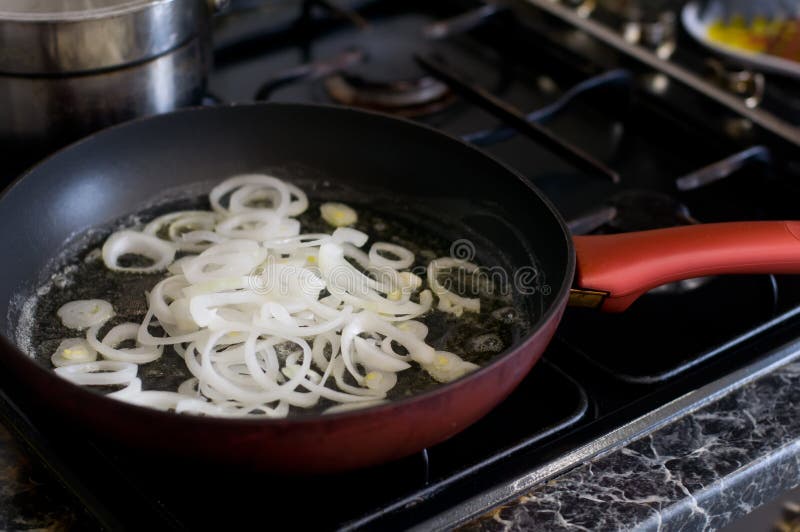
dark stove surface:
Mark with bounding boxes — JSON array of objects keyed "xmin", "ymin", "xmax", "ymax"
[{"xmin": 3, "ymin": 0, "xmax": 800, "ymax": 530}]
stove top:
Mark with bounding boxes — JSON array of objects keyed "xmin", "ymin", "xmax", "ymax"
[{"xmin": 4, "ymin": 0, "xmax": 800, "ymax": 529}]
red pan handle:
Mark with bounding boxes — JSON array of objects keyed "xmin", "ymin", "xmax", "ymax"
[{"xmin": 573, "ymin": 221, "xmax": 800, "ymax": 312}]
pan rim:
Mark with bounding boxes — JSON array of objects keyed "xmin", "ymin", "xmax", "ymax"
[{"xmin": 0, "ymin": 102, "xmax": 577, "ymax": 426}]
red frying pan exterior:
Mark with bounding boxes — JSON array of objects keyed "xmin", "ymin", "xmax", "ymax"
[
  {"xmin": 3, "ymin": 104, "xmax": 800, "ymax": 473},
  {"xmin": 0, "ymin": 103, "xmax": 576, "ymax": 473}
]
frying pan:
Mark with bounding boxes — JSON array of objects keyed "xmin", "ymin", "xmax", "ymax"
[{"xmin": 1, "ymin": 103, "xmax": 800, "ymax": 474}]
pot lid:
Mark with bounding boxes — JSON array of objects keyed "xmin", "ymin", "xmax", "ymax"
[{"xmin": 0, "ymin": 0, "xmax": 207, "ymax": 74}]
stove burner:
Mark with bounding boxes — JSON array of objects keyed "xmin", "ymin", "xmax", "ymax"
[
  {"xmin": 310, "ymin": 15, "xmax": 459, "ymax": 117},
  {"xmin": 324, "ymin": 73, "xmax": 455, "ymax": 117}
]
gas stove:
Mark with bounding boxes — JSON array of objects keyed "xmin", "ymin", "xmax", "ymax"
[{"xmin": 4, "ymin": 0, "xmax": 800, "ymax": 529}]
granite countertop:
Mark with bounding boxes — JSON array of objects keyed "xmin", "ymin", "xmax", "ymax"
[
  {"xmin": 4, "ymin": 347, "xmax": 800, "ymax": 530},
  {"xmin": 461, "ymin": 353, "xmax": 800, "ymax": 531}
]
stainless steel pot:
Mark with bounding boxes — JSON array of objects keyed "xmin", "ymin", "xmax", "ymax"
[{"xmin": 0, "ymin": 0, "xmax": 221, "ymax": 156}]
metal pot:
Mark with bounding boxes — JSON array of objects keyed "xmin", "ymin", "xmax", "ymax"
[{"xmin": 0, "ymin": 0, "xmax": 222, "ymax": 157}]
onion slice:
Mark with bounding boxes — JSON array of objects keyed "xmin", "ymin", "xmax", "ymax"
[
  {"xmin": 369, "ymin": 242, "xmax": 415, "ymax": 270},
  {"xmin": 57, "ymin": 299, "xmax": 114, "ymax": 330},
  {"xmin": 51, "ymin": 338, "xmax": 98, "ymax": 367},
  {"xmin": 55, "ymin": 361, "xmax": 138, "ymax": 386},
  {"xmin": 320, "ymin": 202, "xmax": 357, "ymax": 227},
  {"xmin": 427, "ymin": 258, "xmax": 481, "ymax": 316},
  {"xmin": 87, "ymin": 323, "xmax": 163, "ymax": 364},
  {"xmin": 422, "ymin": 351, "xmax": 480, "ymax": 383},
  {"xmin": 103, "ymin": 230, "xmax": 176, "ymax": 273}
]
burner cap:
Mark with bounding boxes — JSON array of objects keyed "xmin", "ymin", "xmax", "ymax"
[
  {"xmin": 324, "ymin": 73, "xmax": 454, "ymax": 117},
  {"xmin": 323, "ymin": 26, "xmax": 457, "ymax": 117}
]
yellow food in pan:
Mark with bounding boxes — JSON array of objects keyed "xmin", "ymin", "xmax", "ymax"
[{"xmin": 707, "ymin": 16, "xmax": 800, "ymax": 62}]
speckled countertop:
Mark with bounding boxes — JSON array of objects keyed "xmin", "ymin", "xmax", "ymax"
[{"xmin": 460, "ymin": 354, "xmax": 800, "ymax": 531}]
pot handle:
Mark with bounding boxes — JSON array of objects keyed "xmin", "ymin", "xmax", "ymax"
[{"xmin": 572, "ymin": 221, "xmax": 800, "ymax": 312}]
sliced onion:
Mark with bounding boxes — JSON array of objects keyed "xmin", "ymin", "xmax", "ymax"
[
  {"xmin": 108, "ymin": 377, "xmax": 142, "ymax": 399},
  {"xmin": 395, "ymin": 320, "xmax": 429, "ymax": 340},
  {"xmin": 285, "ymin": 183, "xmax": 309, "ymax": 217},
  {"xmin": 323, "ymin": 357, "xmax": 384, "ymax": 400},
  {"xmin": 137, "ymin": 307, "xmax": 203, "ymax": 346},
  {"xmin": 209, "ymin": 174, "xmax": 292, "ymax": 217},
  {"xmin": 362, "ymin": 370, "xmax": 397, "ymax": 393},
  {"xmin": 87, "ymin": 323, "xmax": 163, "ymax": 364},
  {"xmin": 147, "ymin": 275, "xmax": 189, "ymax": 326},
  {"xmin": 103, "ymin": 230, "xmax": 176, "ymax": 273},
  {"xmin": 167, "ymin": 256, "xmax": 196, "ymax": 275},
  {"xmin": 215, "ymin": 211, "xmax": 285, "ymax": 241},
  {"xmin": 177, "ymin": 377, "xmax": 200, "ymax": 397},
  {"xmin": 55, "ymin": 361, "xmax": 138, "ymax": 386},
  {"xmin": 113, "ymin": 390, "xmax": 205, "ymax": 411},
  {"xmin": 57, "ymin": 299, "xmax": 114, "ymax": 330},
  {"xmin": 427, "ymin": 258, "xmax": 481, "ymax": 316},
  {"xmin": 369, "ymin": 242, "xmax": 414, "ymax": 270},
  {"xmin": 319, "ymin": 241, "xmax": 401, "ymax": 296},
  {"xmin": 181, "ymin": 240, "xmax": 267, "ymax": 284},
  {"xmin": 144, "ymin": 211, "xmax": 219, "ymax": 252},
  {"xmin": 51, "ymin": 338, "xmax": 98, "ymax": 367},
  {"xmin": 354, "ymin": 337, "xmax": 411, "ymax": 372},
  {"xmin": 320, "ymin": 202, "xmax": 357, "ymax": 227},
  {"xmin": 228, "ymin": 185, "xmax": 279, "ymax": 213},
  {"xmin": 422, "ymin": 351, "xmax": 479, "ymax": 383},
  {"xmin": 263, "ymin": 233, "xmax": 331, "ymax": 250},
  {"xmin": 332, "ymin": 227, "xmax": 368, "ymax": 247},
  {"xmin": 312, "ymin": 332, "xmax": 339, "ymax": 372},
  {"xmin": 341, "ymin": 311, "xmax": 435, "ymax": 384},
  {"xmin": 180, "ymin": 230, "xmax": 227, "ymax": 247}
]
